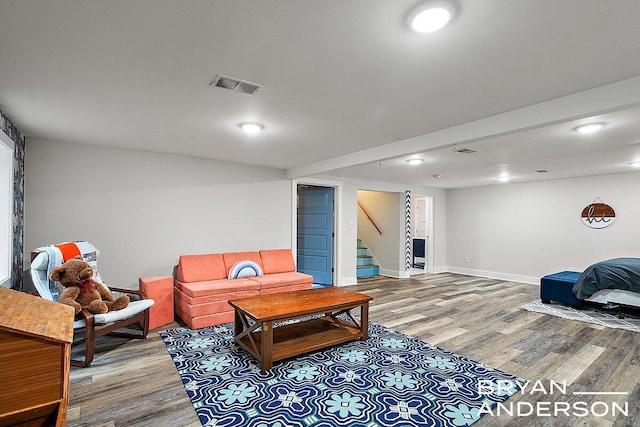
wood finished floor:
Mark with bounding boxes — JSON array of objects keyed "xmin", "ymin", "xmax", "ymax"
[{"xmin": 68, "ymin": 273, "xmax": 640, "ymax": 427}]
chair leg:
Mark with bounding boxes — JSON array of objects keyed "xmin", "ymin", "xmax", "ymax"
[
  {"xmin": 141, "ymin": 310, "xmax": 149, "ymax": 337},
  {"xmin": 71, "ymin": 310, "xmax": 150, "ymax": 367},
  {"xmin": 72, "ymin": 330, "xmax": 96, "ymax": 368},
  {"xmin": 71, "ymin": 350, "xmax": 94, "ymax": 368}
]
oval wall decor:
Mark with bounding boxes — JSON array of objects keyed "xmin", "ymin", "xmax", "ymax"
[{"xmin": 581, "ymin": 202, "xmax": 615, "ymax": 229}]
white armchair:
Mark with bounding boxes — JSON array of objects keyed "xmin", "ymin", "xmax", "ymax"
[{"xmin": 30, "ymin": 241, "xmax": 154, "ymax": 367}]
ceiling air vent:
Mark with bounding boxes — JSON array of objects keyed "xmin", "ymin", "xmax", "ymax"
[
  {"xmin": 455, "ymin": 147, "xmax": 479, "ymax": 154},
  {"xmin": 210, "ymin": 74, "xmax": 263, "ymax": 95}
]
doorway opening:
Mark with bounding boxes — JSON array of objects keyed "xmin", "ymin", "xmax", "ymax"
[{"xmin": 410, "ymin": 195, "xmax": 434, "ymax": 276}]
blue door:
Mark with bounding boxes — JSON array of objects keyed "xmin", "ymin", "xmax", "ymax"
[{"xmin": 297, "ymin": 186, "xmax": 334, "ymax": 285}]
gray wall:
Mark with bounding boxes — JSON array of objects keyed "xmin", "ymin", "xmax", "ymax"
[
  {"xmin": 30, "ymin": 138, "xmax": 636, "ymax": 289},
  {"xmin": 25, "ymin": 140, "xmax": 292, "ymax": 288},
  {"xmin": 446, "ymin": 172, "xmax": 640, "ymax": 283},
  {"xmin": 24, "ymin": 141, "xmax": 449, "ymax": 290}
]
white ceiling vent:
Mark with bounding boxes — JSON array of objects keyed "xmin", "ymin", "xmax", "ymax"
[
  {"xmin": 210, "ymin": 74, "xmax": 263, "ymax": 95},
  {"xmin": 455, "ymin": 147, "xmax": 479, "ymax": 154}
]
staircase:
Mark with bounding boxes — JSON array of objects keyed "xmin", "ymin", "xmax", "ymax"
[{"xmin": 357, "ymin": 239, "xmax": 379, "ymax": 278}]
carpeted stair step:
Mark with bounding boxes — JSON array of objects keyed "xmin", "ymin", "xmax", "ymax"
[
  {"xmin": 356, "ymin": 239, "xmax": 379, "ymax": 278},
  {"xmin": 357, "ymin": 264, "xmax": 379, "ymax": 278},
  {"xmin": 357, "ymin": 255, "xmax": 374, "ymax": 266}
]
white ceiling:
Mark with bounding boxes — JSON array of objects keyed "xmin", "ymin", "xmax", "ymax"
[{"xmin": 1, "ymin": 0, "xmax": 640, "ymax": 188}]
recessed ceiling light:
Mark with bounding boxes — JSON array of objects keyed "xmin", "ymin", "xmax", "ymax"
[
  {"xmin": 406, "ymin": 158, "xmax": 424, "ymax": 165},
  {"xmin": 239, "ymin": 122, "xmax": 264, "ymax": 135},
  {"xmin": 408, "ymin": 0, "xmax": 456, "ymax": 33},
  {"xmin": 629, "ymin": 161, "xmax": 640, "ymax": 168},
  {"xmin": 574, "ymin": 122, "xmax": 606, "ymax": 135},
  {"xmin": 497, "ymin": 175, "xmax": 511, "ymax": 182}
]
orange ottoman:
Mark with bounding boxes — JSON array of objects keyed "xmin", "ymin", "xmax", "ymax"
[{"xmin": 139, "ymin": 276, "xmax": 174, "ymax": 330}]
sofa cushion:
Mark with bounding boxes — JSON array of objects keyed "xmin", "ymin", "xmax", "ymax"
[
  {"xmin": 174, "ymin": 287, "xmax": 258, "ymax": 305},
  {"xmin": 174, "ymin": 304, "xmax": 234, "ymax": 329},
  {"xmin": 260, "ymin": 249, "xmax": 296, "ymax": 274},
  {"xmin": 248, "ymin": 274, "xmax": 286, "ymax": 289},
  {"xmin": 250, "ymin": 271, "xmax": 313, "ymax": 290},
  {"xmin": 175, "ymin": 277, "xmax": 259, "ymax": 298},
  {"xmin": 175, "ymin": 293, "xmax": 231, "ymax": 318},
  {"xmin": 175, "ymin": 291, "xmax": 258, "ymax": 317},
  {"xmin": 176, "ymin": 253, "xmax": 226, "ymax": 282},
  {"xmin": 259, "ymin": 282, "xmax": 312, "ymax": 295},
  {"xmin": 223, "ymin": 252, "xmax": 263, "ymax": 278}
]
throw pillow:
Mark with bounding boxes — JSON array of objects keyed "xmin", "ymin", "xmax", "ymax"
[{"xmin": 228, "ymin": 260, "xmax": 263, "ymax": 279}]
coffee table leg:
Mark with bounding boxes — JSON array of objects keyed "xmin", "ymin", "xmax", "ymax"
[
  {"xmin": 234, "ymin": 309, "xmax": 243, "ymax": 337},
  {"xmin": 260, "ymin": 321, "xmax": 273, "ymax": 371},
  {"xmin": 360, "ymin": 302, "xmax": 369, "ymax": 341}
]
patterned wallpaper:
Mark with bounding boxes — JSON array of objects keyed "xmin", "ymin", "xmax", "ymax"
[
  {"xmin": 405, "ymin": 190, "xmax": 411, "ymax": 270},
  {"xmin": 0, "ymin": 110, "xmax": 26, "ymax": 291}
]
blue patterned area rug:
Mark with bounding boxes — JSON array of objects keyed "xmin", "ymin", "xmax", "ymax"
[{"xmin": 160, "ymin": 322, "xmax": 525, "ymax": 427}]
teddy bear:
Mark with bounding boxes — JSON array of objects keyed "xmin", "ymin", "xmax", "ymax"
[{"xmin": 50, "ymin": 255, "xmax": 130, "ymax": 315}]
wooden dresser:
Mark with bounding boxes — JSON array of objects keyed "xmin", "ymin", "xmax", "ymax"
[{"xmin": 0, "ymin": 286, "xmax": 74, "ymax": 427}]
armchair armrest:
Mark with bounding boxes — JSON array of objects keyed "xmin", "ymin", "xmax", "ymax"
[
  {"xmin": 108, "ymin": 286, "xmax": 149, "ymax": 300},
  {"xmin": 77, "ymin": 307, "xmax": 96, "ymax": 327}
]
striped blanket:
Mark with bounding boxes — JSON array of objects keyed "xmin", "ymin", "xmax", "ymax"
[{"xmin": 33, "ymin": 241, "xmax": 105, "ymax": 301}]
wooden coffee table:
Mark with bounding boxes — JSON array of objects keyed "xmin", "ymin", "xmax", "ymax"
[{"xmin": 228, "ymin": 287, "xmax": 372, "ymax": 370}]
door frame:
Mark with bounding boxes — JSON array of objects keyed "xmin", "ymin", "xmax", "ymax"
[
  {"xmin": 0, "ymin": 130, "xmax": 14, "ymax": 287},
  {"xmin": 291, "ymin": 178, "xmax": 342, "ymax": 286},
  {"xmin": 412, "ymin": 194, "xmax": 435, "ymax": 274}
]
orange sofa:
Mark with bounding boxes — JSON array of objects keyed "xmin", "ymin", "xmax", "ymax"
[{"xmin": 174, "ymin": 249, "xmax": 313, "ymax": 329}]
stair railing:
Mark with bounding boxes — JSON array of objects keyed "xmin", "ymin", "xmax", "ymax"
[{"xmin": 357, "ymin": 200, "xmax": 382, "ymax": 235}]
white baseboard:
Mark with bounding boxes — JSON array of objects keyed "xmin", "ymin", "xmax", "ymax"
[
  {"xmin": 445, "ymin": 266, "xmax": 539, "ymax": 285},
  {"xmin": 337, "ymin": 276, "xmax": 358, "ymax": 287},
  {"xmin": 380, "ymin": 268, "xmax": 410, "ymax": 279}
]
